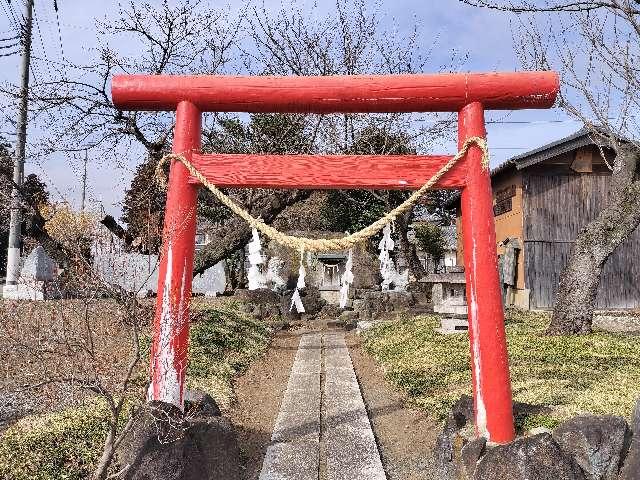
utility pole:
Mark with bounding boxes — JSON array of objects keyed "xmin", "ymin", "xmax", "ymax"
[
  {"xmin": 4, "ymin": 0, "xmax": 34, "ymax": 290},
  {"xmin": 80, "ymin": 149, "xmax": 87, "ymax": 212}
]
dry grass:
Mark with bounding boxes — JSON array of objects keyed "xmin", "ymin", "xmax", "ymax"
[
  {"xmin": 0, "ymin": 299, "xmax": 273, "ymax": 480},
  {"xmin": 0, "ymin": 298, "xmax": 151, "ymax": 421},
  {"xmin": 363, "ymin": 309, "xmax": 640, "ymax": 430}
]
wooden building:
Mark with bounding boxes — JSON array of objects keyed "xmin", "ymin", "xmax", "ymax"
[{"xmin": 450, "ymin": 128, "xmax": 640, "ymax": 310}]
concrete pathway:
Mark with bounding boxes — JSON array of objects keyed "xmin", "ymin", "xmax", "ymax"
[{"xmin": 259, "ymin": 332, "xmax": 386, "ymax": 480}]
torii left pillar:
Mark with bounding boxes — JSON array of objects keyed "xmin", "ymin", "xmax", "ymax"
[{"xmin": 148, "ymin": 100, "xmax": 201, "ymax": 406}]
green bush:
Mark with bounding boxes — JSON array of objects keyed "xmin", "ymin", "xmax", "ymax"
[
  {"xmin": 0, "ymin": 400, "xmax": 111, "ymax": 480},
  {"xmin": 187, "ymin": 304, "xmax": 272, "ymax": 406},
  {"xmin": 364, "ymin": 310, "xmax": 640, "ymax": 430}
]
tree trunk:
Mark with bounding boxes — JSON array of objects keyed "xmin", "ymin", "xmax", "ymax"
[
  {"xmin": 548, "ymin": 143, "xmax": 640, "ymax": 335},
  {"xmin": 395, "ymin": 209, "xmax": 426, "ymax": 281},
  {"xmin": 223, "ymin": 249, "xmax": 246, "ymax": 292},
  {"xmin": 100, "ymin": 215, "xmax": 139, "ymax": 250},
  {"xmin": 92, "ymin": 426, "xmax": 116, "ymax": 480},
  {"xmin": 193, "ymin": 189, "xmax": 311, "ymax": 276}
]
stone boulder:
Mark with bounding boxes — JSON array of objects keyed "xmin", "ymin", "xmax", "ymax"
[
  {"xmin": 357, "ymin": 290, "xmax": 415, "ymax": 320},
  {"xmin": 184, "ymin": 389, "xmax": 221, "ymax": 417},
  {"xmin": 434, "ymin": 395, "xmax": 475, "ymax": 479},
  {"xmin": 319, "ymin": 303, "xmax": 342, "ymax": 319},
  {"xmin": 234, "ymin": 288, "xmax": 282, "ymax": 320},
  {"xmin": 281, "ymin": 286, "xmax": 325, "ymax": 318},
  {"xmin": 474, "ymin": 433, "xmax": 586, "ymax": 480},
  {"xmin": 460, "ymin": 437, "xmax": 486, "ymax": 479},
  {"xmin": 115, "ymin": 401, "xmax": 241, "ymax": 480},
  {"xmin": 619, "ymin": 399, "xmax": 640, "ymax": 480},
  {"xmin": 433, "ymin": 395, "xmax": 637, "ymax": 480},
  {"xmin": 338, "ymin": 310, "xmax": 359, "ymax": 326},
  {"xmin": 552, "ymin": 415, "xmax": 631, "ymax": 480},
  {"xmin": 234, "ymin": 288, "xmax": 280, "ymax": 304}
]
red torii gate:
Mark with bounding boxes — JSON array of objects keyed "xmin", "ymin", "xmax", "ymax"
[{"xmin": 112, "ymin": 71, "xmax": 559, "ymax": 444}]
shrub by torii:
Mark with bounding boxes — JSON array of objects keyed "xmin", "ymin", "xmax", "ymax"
[{"xmin": 111, "ymin": 71, "xmax": 559, "ymax": 444}]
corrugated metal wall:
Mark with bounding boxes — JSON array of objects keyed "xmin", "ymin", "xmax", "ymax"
[{"xmin": 523, "ymin": 173, "xmax": 640, "ymax": 309}]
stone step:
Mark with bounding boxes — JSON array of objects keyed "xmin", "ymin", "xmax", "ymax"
[{"xmin": 436, "ymin": 317, "xmax": 469, "ymax": 335}]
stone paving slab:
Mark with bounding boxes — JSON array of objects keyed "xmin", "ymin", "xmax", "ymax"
[
  {"xmin": 258, "ymin": 331, "xmax": 386, "ymax": 480},
  {"xmin": 259, "ymin": 333, "xmax": 322, "ymax": 480},
  {"xmin": 323, "ymin": 333, "xmax": 387, "ymax": 480}
]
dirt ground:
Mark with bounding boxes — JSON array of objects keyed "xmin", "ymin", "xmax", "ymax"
[
  {"xmin": 226, "ymin": 323, "xmax": 440, "ymax": 480},
  {"xmin": 225, "ymin": 326, "xmax": 306, "ymax": 480},
  {"xmin": 346, "ymin": 331, "xmax": 439, "ymax": 480}
]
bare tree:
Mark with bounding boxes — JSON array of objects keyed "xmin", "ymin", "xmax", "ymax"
[
  {"xmin": 0, "ymin": 1, "xmax": 242, "ymax": 257},
  {"xmin": 459, "ymin": 0, "xmax": 640, "ymax": 333},
  {"xmin": 2, "ymin": 0, "xmax": 459, "ymax": 281},
  {"xmin": 0, "ymin": 229, "xmax": 154, "ymax": 479},
  {"xmin": 189, "ymin": 0, "xmax": 458, "ymax": 278}
]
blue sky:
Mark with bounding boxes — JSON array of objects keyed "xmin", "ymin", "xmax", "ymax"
[{"xmin": 0, "ymin": 0, "xmax": 582, "ymax": 217}]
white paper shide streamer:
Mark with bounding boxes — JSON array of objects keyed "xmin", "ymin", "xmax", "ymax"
[
  {"xmin": 290, "ymin": 253, "xmax": 306, "ymax": 313},
  {"xmin": 378, "ymin": 224, "xmax": 395, "ymax": 291},
  {"xmin": 339, "ymin": 249, "xmax": 354, "ymax": 308},
  {"xmin": 247, "ymin": 228, "xmax": 266, "ymax": 290}
]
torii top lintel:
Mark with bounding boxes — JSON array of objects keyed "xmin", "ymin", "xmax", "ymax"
[{"xmin": 111, "ymin": 71, "xmax": 559, "ymax": 113}]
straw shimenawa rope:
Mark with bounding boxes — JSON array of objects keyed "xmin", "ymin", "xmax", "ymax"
[{"xmin": 156, "ymin": 136, "xmax": 489, "ymax": 253}]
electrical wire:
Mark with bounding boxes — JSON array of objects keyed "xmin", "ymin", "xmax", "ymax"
[
  {"xmin": 2, "ymin": 0, "xmax": 21, "ymax": 33},
  {"xmin": 53, "ymin": 0, "xmax": 65, "ymax": 61},
  {"xmin": 30, "ymin": 54, "xmax": 89, "ymax": 71},
  {"xmin": 32, "ymin": 2, "xmax": 55, "ymax": 79},
  {"xmin": 3, "ymin": 0, "xmax": 41, "ymax": 85}
]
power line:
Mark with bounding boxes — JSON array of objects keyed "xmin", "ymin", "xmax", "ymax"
[
  {"xmin": 31, "ymin": 54, "xmax": 88, "ymax": 71},
  {"xmin": 3, "ymin": 0, "xmax": 40, "ymax": 84},
  {"xmin": 29, "ymin": 16, "xmax": 93, "ymax": 32},
  {"xmin": 0, "ymin": 49, "xmax": 19, "ymax": 57},
  {"xmin": 31, "ymin": 1, "xmax": 54, "ymax": 79},
  {"xmin": 2, "ymin": 0, "xmax": 21, "ymax": 33},
  {"xmin": 53, "ymin": 0, "xmax": 65, "ymax": 61}
]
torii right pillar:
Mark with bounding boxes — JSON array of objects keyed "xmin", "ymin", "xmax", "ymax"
[{"xmin": 459, "ymin": 101, "xmax": 515, "ymax": 443}]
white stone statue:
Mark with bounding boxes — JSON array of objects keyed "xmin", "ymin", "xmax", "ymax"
[{"xmin": 339, "ymin": 249, "xmax": 354, "ymax": 308}]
